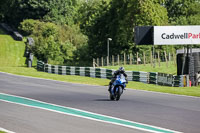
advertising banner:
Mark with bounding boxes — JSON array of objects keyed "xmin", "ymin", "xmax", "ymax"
[{"xmin": 154, "ymin": 26, "xmax": 200, "ymax": 45}]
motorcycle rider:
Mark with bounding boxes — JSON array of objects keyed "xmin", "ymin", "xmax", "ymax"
[{"xmin": 108, "ymin": 67, "xmax": 128, "ymax": 92}]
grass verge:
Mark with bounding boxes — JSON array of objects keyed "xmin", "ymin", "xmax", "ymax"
[
  {"xmin": 102, "ymin": 61, "xmax": 177, "ymax": 75},
  {"xmin": 0, "ymin": 66, "xmax": 200, "ymax": 97},
  {"xmin": 0, "ymin": 29, "xmax": 26, "ymax": 67}
]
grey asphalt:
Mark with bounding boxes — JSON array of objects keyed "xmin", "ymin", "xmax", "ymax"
[
  {"xmin": 0, "ymin": 72, "xmax": 200, "ymax": 133},
  {"xmin": 0, "ymin": 101, "xmax": 145, "ymax": 133}
]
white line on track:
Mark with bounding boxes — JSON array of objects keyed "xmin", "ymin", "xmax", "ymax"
[
  {"xmin": 0, "ymin": 127, "xmax": 15, "ymax": 133},
  {"xmin": 0, "ymin": 92, "xmax": 182, "ymax": 133}
]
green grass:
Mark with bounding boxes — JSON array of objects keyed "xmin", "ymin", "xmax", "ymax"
[
  {"xmin": 102, "ymin": 62, "xmax": 177, "ymax": 75},
  {"xmin": 0, "ymin": 66, "xmax": 110, "ymax": 86},
  {"xmin": 0, "ymin": 29, "xmax": 26, "ymax": 67},
  {"xmin": 0, "ymin": 130, "xmax": 6, "ymax": 133},
  {"xmin": 0, "ymin": 28, "xmax": 200, "ymax": 97}
]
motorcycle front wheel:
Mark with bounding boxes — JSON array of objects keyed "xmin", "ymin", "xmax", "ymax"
[
  {"xmin": 116, "ymin": 86, "xmax": 123, "ymax": 101},
  {"xmin": 110, "ymin": 93, "xmax": 115, "ymax": 100}
]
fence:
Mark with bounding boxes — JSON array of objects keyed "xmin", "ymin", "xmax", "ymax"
[
  {"xmin": 93, "ymin": 51, "xmax": 176, "ymax": 67},
  {"xmin": 37, "ymin": 61, "xmax": 189, "ymax": 87}
]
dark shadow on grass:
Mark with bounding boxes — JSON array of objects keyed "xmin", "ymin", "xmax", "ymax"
[
  {"xmin": 32, "ymin": 66, "xmax": 37, "ymax": 69},
  {"xmin": 16, "ymin": 65, "xmax": 37, "ymax": 69},
  {"xmin": 0, "ymin": 29, "xmax": 6, "ymax": 35}
]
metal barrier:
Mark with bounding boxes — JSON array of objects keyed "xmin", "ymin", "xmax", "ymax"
[{"xmin": 37, "ymin": 61, "xmax": 189, "ymax": 87}]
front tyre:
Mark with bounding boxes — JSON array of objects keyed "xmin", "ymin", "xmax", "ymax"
[
  {"xmin": 116, "ymin": 86, "xmax": 122, "ymax": 101},
  {"xmin": 110, "ymin": 94, "xmax": 115, "ymax": 100}
]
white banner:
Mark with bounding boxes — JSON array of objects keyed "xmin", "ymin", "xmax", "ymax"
[{"xmin": 154, "ymin": 26, "xmax": 200, "ymax": 45}]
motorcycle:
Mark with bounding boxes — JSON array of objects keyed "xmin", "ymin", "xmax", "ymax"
[{"xmin": 109, "ymin": 75, "xmax": 127, "ymax": 101}]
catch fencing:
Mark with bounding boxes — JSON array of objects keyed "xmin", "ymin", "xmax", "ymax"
[{"xmin": 37, "ymin": 61, "xmax": 189, "ymax": 87}]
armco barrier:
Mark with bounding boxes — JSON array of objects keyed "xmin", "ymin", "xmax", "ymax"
[
  {"xmin": 37, "ymin": 61, "xmax": 189, "ymax": 87},
  {"xmin": 173, "ymin": 75, "xmax": 188, "ymax": 87},
  {"xmin": 157, "ymin": 73, "xmax": 173, "ymax": 86},
  {"xmin": 149, "ymin": 72, "xmax": 158, "ymax": 84},
  {"xmin": 37, "ymin": 61, "xmax": 115, "ymax": 79},
  {"xmin": 37, "ymin": 61, "xmax": 44, "ymax": 71}
]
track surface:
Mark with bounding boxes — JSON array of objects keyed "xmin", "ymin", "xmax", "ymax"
[{"xmin": 0, "ymin": 72, "xmax": 200, "ymax": 133}]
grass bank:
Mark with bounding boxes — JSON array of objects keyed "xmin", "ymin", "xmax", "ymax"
[
  {"xmin": 102, "ymin": 62, "xmax": 177, "ymax": 75},
  {"xmin": 0, "ymin": 29, "xmax": 26, "ymax": 67}
]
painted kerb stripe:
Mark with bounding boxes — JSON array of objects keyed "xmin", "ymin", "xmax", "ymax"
[{"xmin": 0, "ymin": 93, "xmax": 182, "ymax": 133}]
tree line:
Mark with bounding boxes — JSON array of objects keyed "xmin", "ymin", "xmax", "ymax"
[{"xmin": 1, "ymin": 0, "xmax": 200, "ymax": 66}]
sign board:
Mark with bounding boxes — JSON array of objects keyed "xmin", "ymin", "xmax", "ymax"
[
  {"xmin": 154, "ymin": 26, "xmax": 200, "ymax": 45},
  {"xmin": 135, "ymin": 26, "xmax": 153, "ymax": 45}
]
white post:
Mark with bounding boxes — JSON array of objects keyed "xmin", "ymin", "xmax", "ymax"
[{"xmin": 107, "ymin": 38, "xmax": 112, "ymax": 66}]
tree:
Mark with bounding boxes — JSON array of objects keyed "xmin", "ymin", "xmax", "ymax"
[
  {"xmin": 31, "ymin": 22, "xmax": 61, "ymax": 63},
  {"xmin": 134, "ymin": 0, "xmax": 168, "ymax": 26},
  {"xmin": 2, "ymin": 0, "xmax": 50, "ymax": 26},
  {"xmin": 165, "ymin": 0, "xmax": 200, "ymax": 25},
  {"xmin": 18, "ymin": 19, "xmax": 39, "ymax": 36},
  {"xmin": 78, "ymin": 0, "xmax": 168, "ymax": 58},
  {"xmin": 77, "ymin": 0, "xmax": 111, "ymax": 58},
  {"xmin": 19, "ymin": 19, "xmax": 88, "ymax": 65},
  {"xmin": 1, "ymin": 0, "xmax": 78, "ymax": 26},
  {"xmin": 0, "ymin": 0, "xmax": 15, "ymax": 22},
  {"xmin": 43, "ymin": 0, "xmax": 78, "ymax": 25}
]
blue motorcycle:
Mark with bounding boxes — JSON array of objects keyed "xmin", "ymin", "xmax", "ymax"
[{"xmin": 110, "ymin": 75, "xmax": 127, "ymax": 101}]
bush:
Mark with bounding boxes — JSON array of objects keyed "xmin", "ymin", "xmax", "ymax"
[
  {"xmin": 19, "ymin": 19, "xmax": 39, "ymax": 36},
  {"xmin": 19, "ymin": 19, "xmax": 89, "ymax": 66}
]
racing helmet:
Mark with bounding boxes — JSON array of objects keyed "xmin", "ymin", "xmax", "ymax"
[{"xmin": 119, "ymin": 67, "xmax": 125, "ymax": 73}]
